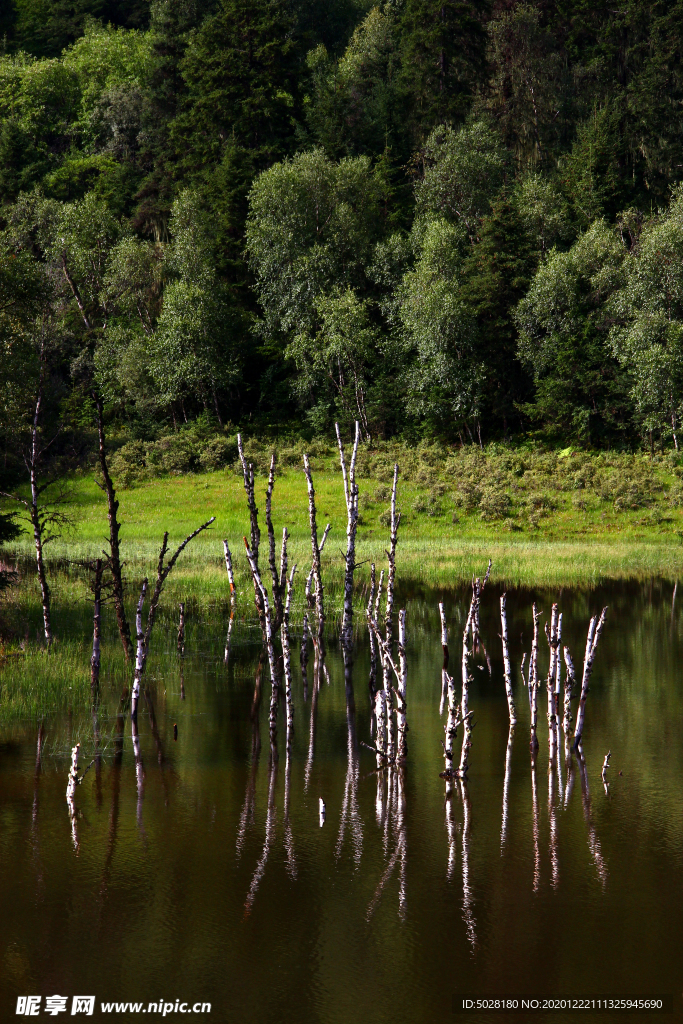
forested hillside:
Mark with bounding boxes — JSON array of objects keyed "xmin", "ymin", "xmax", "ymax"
[{"xmin": 2, "ymin": 0, "xmax": 683, "ymax": 483}]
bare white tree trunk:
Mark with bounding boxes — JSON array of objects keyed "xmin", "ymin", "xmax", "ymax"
[
  {"xmin": 131, "ymin": 578, "xmax": 148, "ymax": 719},
  {"xmin": 529, "ymin": 603, "xmax": 542, "ymax": 751},
  {"xmin": 439, "ymin": 602, "xmax": 449, "ymax": 716},
  {"xmin": 554, "ymin": 612, "xmax": 563, "ymax": 706},
  {"xmin": 531, "ymin": 755, "xmax": 540, "ymax": 891},
  {"xmin": 445, "ymin": 786, "xmax": 457, "ymax": 880},
  {"xmin": 460, "ymin": 606, "xmax": 473, "ymax": 776},
  {"xmin": 304, "ymin": 651, "xmax": 320, "ymax": 791},
  {"xmin": 374, "ymin": 688, "xmax": 387, "ymax": 769},
  {"xmin": 132, "ymin": 714, "xmax": 145, "ymax": 829},
  {"xmin": 223, "ymin": 539, "xmax": 236, "ymax": 593},
  {"xmin": 546, "ymin": 604, "xmax": 559, "ymax": 765},
  {"xmin": 244, "ymin": 539, "xmax": 279, "ymax": 753},
  {"xmin": 368, "ymin": 564, "xmax": 378, "ymax": 699},
  {"xmin": 459, "ymin": 562, "xmax": 491, "ymax": 774},
  {"xmin": 501, "ymin": 725, "xmax": 514, "ymax": 851},
  {"xmin": 395, "ymin": 609, "xmax": 408, "ymax": 760},
  {"xmin": 237, "ymin": 434, "xmax": 264, "ymax": 633},
  {"xmin": 573, "ymin": 607, "xmax": 608, "ymax": 748},
  {"xmin": 303, "ymin": 454, "xmax": 327, "ymax": 653},
  {"xmin": 281, "ymin": 564, "xmax": 297, "ymax": 745},
  {"xmin": 336, "ymin": 421, "xmax": 360, "ymax": 647},
  {"xmin": 66, "ymin": 742, "xmax": 80, "ymax": 802},
  {"xmin": 131, "ymin": 518, "xmax": 215, "ymax": 719},
  {"xmin": 223, "ymin": 540, "xmax": 236, "ymax": 665},
  {"xmin": 367, "ymin": 613, "xmax": 407, "ymax": 766},
  {"xmin": 548, "ymin": 758, "xmax": 559, "ymax": 888},
  {"xmin": 563, "ymin": 645, "xmax": 575, "ymax": 738},
  {"xmin": 460, "ymin": 780, "xmax": 476, "ymax": 950},
  {"xmin": 264, "ymin": 453, "xmax": 285, "ymax": 629},
  {"xmin": 383, "ymin": 464, "xmax": 401, "ymax": 692},
  {"xmin": 499, "ymin": 593, "xmax": 516, "ymax": 725}
]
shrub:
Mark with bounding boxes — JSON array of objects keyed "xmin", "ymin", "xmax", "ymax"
[
  {"xmin": 109, "ymin": 440, "xmax": 147, "ymax": 487},
  {"xmin": 454, "ymin": 482, "xmax": 482, "ymax": 513},
  {"xmin": 148, "ymin": 435, "xmax": 197, "ymax": 474},
  {"xmin": 199, "ymin": 435, "xmax": 237, "ymax": 470},
  {"xmin": 479, "ymin": 487, "xmax": 512, "ymax": 521},
  {"xmin": 412, "ymin": 495, "xmax": 442, "ymax": 516},
  {"xmin": 374, "ymin": 485, "xmax": 391, "ymax": 502}
]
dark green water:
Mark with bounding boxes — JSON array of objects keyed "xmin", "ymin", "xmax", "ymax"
[{"xmin": 1, "ymin": 581, "xmax": 682, "ymax": 1023}]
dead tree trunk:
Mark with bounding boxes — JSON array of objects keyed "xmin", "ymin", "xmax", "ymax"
[
  {"xmin": 131, "ymin": 578, "xmax": 148, "ymax": 720},
  {"xmin": 265, "ymin": 453, "xmax": 285, "ymax": 629},
  {"xmin": 439, "ymin": 602, "xmax": 449, "ymax": 716},
  {"xmin": 459, "ymin": 565, "xmax": 490, "ymax": 775},
  {"xmin": 23, "ymin": 384, "xmax": 52, "ymax": 646},
  {"xmin": 94, "ymin": 394, "xmax": 132, "ymax": 661},
  {"xmin": 529, "ymin": 602, "xmax": 542, "ymax": 752},
  {"xmin": 90, "ymin": 558, "xmax": 103, "ymax": 700},
  {"xmin": 573, "ymin": 607, "xmax": 608, "ymax": 749},
  {"xmin": 374, "ymin": 688, "xmax": 387, "ymax": 769},
  {"xmin": 244, "ymin": 538, "xmax": 279, "ymax": 755},
  {"xmin": 546, "ymin": 603, "xmax": 559, "ymax": 741},
  {"xmin": 131, "ymin": 517, "xmax": 215, "ymax": 718},
  {"xmin": 66, "ymin": 742, "xmax": 80, "ymax": 802},
  {"xmin": 336, "ymin": 421, "xmax": 360, "ymax": 648},
  {"xmin": 368, "ymin": 564, "xmax": 378, "ymax": 699},
  {"xmin": 383, "ymin": 464, "xmax": 401, "ymax": 692},
  {"xmin": 223, "ymin": 540, "xmax": 236, "ymax": 666},
  {"xmin": 563, "ymin": 646, "xmax": 575, "ymax": 737},
  {"xmin": 237, "ymin": 434, "xmax": 265, "ymax": 632},
  {"xmin": 396, "ymin": 609, "xmax": 408, "ymax": 760},
  {"xmin": 554, "ymin": 612, "xmax": 563, "ymax": 711},
  {"xmin": 303, "ymin": 454, "xmax": 326, "ymax": 654},
  {"xmin": 281, "ymin": 564, "xmax": 297, "ymax": 745},
  {"xmin": 499, "ymin": 593, "xmax": 516, "ymax": 725},
  {"xmin": 460, "ymin": 599, "xmax": 474, "ymax": 776}
]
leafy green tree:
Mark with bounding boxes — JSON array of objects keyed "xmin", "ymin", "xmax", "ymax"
[
  {"xmin": 610, "ymin": 187, "xmax": 683, "ymax": 449},
  {"xmin": 415, "ymin": 120, "xmax": 508, "ymax": 240},
  {"xmin": 398, "ymin": 218, "xmax": 482, "ymax": 437},
  {"xmin": 288, "ymin": 287, "xmax": 379, "ymax": 437},
  {"xmin": 515, "ymin": 219, "xmax": 631, "ymax": 444},
  {"xmin": 148, "ymin": 191, "xmax": 243, "ymax": 424},
  {"xmin": 0, "ymin": 53, "xmax": 79, "ymax": 203},
  {"xmin": 245, "ymin": 148, "xmax": 383, "ymax": 343},
  {"xmin": 513, "ymin": 173, "xmax": 572, "ymax": 257}
]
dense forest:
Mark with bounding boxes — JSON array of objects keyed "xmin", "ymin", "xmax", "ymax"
[{"xmin": 2, "ymin": 0, "xmax": 683, "ymax": 494}]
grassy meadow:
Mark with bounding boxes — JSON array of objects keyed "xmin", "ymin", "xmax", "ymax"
[
  {"xmin": 2, "ymin": 438, "xmax": 683, "ymax": 720},
  {"xmin": 4, "ymin": 438, "xmax": 683, "ymax": 604}
]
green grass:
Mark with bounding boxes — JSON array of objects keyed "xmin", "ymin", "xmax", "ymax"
[
  {"xmin": 3, "ymin": 445, "xmax": 683, "ymax": 612},
  {"xmin": 3, "ymin": 441, "xmax": 683, "ymax": 720}
]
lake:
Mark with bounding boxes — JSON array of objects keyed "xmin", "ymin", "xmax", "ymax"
[{"xmin": 0, "ymin": 580, "xmax": 681, "ymax": 1022}]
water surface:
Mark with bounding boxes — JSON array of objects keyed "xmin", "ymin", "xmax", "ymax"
[{"xmin": 1, "ymin": 581, "xmax": 681, "ymax": 1022}]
